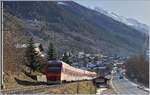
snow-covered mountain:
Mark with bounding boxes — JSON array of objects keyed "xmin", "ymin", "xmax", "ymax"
[{"xmin": 94, "ymin": 7, "xmax": 149, "ymax": 34}]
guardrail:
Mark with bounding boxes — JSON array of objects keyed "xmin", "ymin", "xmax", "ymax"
[{"xmin": 137, "ymin": 86, "xmax": 149, "ymax": 93}]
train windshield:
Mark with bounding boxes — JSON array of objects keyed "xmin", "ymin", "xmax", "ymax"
[{"xmin": 47, "ymin": 67, "xmax": 61, "ymax": 73}]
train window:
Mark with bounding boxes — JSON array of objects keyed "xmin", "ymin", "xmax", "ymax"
[{"xmin": 47, "ymin": 67, "xmax": 61, "ymax": 73}]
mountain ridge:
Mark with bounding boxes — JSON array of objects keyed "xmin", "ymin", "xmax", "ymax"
[
  {"xmin": 3, "ymin": 1, "xmax": 148, "ymax": 57},
  {"xmin": 94, "ymin": 7, "xmax": 149, "ymax": 34}
]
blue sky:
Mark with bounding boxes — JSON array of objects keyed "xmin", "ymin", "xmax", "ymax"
[{"xmin": 74, "ymin": 0, "xmax": 150, "ymax": 26}]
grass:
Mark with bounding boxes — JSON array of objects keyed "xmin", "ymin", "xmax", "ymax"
[
  {"xmin": 43, "ymin": 81, "xmax": 97, "ymax": 94},
  {"xmin": 4, "ymin": 71, "xmax": 37, "ymax": 89},
  {"xmin": 4, "ymin": 64, "xmax": 46, "ymax": 89}
]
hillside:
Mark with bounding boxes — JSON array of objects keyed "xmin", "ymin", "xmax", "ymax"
[{"xmin": 3, "ymin": 1, "xmax": 148, "ymax": 57}]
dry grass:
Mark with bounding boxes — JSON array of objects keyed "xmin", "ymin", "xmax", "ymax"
[
  {"xmin": 43, "ymin": 81, "xmax": 96, "ymax": 94},
  {"xmin": 4, "ymin": 71, "xmax": 36, "ymax": 89}
]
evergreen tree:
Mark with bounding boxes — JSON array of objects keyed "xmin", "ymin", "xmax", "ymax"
[
  {"xmin": 93, "ymin": 56, "xmax": 99, "ymax": 63},
  {"xmin": 62, "ymin": 52, "xmax": 72, "ymax": 65},
  {"xmin": 47, "ymin": 42, "xmax": 57, "ymax": 60},
  {"xmin": 25, "ymin": 38, "xmax": 38, "ymax": 73}
]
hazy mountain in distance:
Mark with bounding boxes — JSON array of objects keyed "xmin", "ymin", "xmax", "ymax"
[{"xmin": 94, "ymin": 7, "xmax": 149, "ymax": 34}]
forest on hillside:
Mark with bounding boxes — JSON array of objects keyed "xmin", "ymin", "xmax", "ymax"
[{"xmin": 125, "ymin": 55, "xmax": 149, "ymax": 87}]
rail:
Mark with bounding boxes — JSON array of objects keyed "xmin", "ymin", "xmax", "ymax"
[
  {"xmin": 1, "ymin": 84, "xmax": 61, "ymax": 94},
  {"xmin": 0, "ymin": 81, "xmax": 85, "ymax": 94}
]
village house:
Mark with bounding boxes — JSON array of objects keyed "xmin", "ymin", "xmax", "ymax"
[{"xmin": 15, "ymin": 43, "xmax": 45, "ymax": 57}]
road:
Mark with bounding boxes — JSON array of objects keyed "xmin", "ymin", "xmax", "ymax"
[
  {"xmin": 112, "ymin": 73, "xmax": 149, "ymax": 95},
  {"xmin": 96, "ymin": 88, "xmax": 107, "ymax": 94}
]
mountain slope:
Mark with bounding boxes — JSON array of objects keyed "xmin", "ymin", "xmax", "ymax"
[{"xmin": 3, "ymin": 1, "xmax": 148, "ymax": 56}]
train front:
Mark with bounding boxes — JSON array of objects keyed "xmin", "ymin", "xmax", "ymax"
[{"xmin": 45, "ymin": 60, "xmax": 62, "ymax": 84}]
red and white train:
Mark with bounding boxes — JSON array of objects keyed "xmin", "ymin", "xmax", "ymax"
[{"xmin": 45, "ymin": 60, "xmax": 97, "ymax": 84}]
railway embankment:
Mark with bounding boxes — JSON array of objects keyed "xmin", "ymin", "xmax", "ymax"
[
  {"xmin": 42, "ymin": 81, "xmax": 96, "ymax": 94},
  {"xmin": 2, "ymin": 81, "xmax": 96, "ymax": 94}
]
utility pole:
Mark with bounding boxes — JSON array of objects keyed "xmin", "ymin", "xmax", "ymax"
[
  {"xmin": 0, "ymin": 1, "xmax": 4, "ymax": 89},
  {"xmin": 90, "ymin": 83, "xmax": 92, "ymax": 94},
  {"xmin": 95, "ymin": 83, "xmax": 97, "ymax": 94},
  {"xmin": 77, "ymin": 79, "xmax": 79, "ymax": 94}
]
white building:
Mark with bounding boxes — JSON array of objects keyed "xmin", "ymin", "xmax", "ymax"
[{"xmin": 15, "ymin": 43, "xmax": 45, "ymax": 57}]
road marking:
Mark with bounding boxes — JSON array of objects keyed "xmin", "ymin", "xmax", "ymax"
[
  {"xmin": 110, "ymin": 76, "xmax": 119, "ymax": 94},
  {"xmin": 96, "ymin": 88, "xmax": 107, "ymax": 94}
]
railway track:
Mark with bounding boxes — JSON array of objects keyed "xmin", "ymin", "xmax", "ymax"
[
  {"xmin": 0, "ymin": 81, "xmax": 85, "ymax": 94},
  {"xmin": 1, "ymin": 84, "xmax": 62, "ymax": 94}
]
